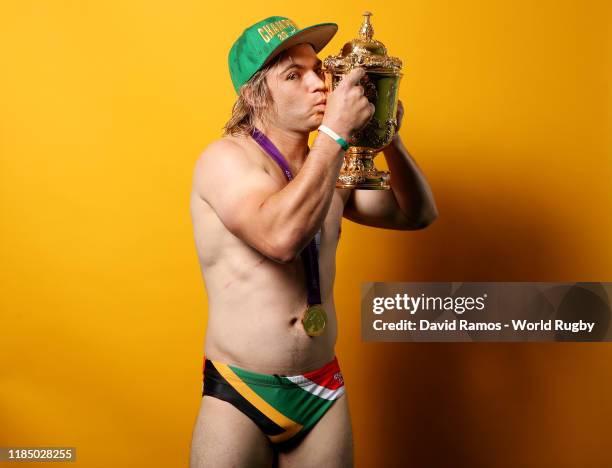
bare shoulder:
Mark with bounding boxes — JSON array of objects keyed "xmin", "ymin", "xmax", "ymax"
[
  {"xmin": 198, "ymin": 136, "xmax": 248, "ymax": 163},
  {"xmin": 192, "ymin": 135, "xmax": 268, "ymax": 202},
  {"xmin": 194, "ymin": 136, "xmax": 249, "ymax": 181}
]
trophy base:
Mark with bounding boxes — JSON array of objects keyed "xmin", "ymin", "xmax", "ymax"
[
  {"xmin": 336, "ymin": 173, "xmax": 390, "ymax": 190},
  {"xmin": 335, "ymin": 149, "xmax": 391, "ymax": 190}
]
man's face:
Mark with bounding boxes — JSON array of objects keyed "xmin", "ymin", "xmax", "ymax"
[{"xmin": 265, "ymin": 43, "xmax": 327, "ymax": 133}]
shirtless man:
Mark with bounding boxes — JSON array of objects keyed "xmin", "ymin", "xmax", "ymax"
[{"xmin": 189, "ymin": 16, "xmax": 438, "ymax": 468}]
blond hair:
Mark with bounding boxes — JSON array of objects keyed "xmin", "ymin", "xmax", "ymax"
[{"xmin": 222, "ymin": 54, "xmax": 285, "ymax": 136}]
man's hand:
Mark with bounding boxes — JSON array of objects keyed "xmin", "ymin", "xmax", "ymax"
[
  {"xmin": 322, "ymin": 68, "xmax": 375, "ymax": 140},
  {"xmin": 342, "ymin": 99, "xmax": 438, "ymax": 230},
  {"xmin": 395, "ymin": 99, "xmax": 404, "ymax": 133},
  {"xmin": 386, "ymin": 99, "xmax": 405, "ymax": 148}
]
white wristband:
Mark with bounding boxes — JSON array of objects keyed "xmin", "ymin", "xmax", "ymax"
[{"xmin": 318, "ymin": 125, "xmax": 349, "ymax": 151}]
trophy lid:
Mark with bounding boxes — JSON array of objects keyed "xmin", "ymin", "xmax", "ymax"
[{"xmin": 324, "ymin": 12, "xmax": 402, "ymax": 72}]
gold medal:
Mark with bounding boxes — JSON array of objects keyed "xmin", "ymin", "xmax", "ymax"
[{"xmin": 302, "ymin": 304, "xmax": 327, "ymax": 337}]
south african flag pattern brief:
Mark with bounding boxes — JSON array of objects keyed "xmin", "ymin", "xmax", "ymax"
[{"xmin": 202, "ymin": 355, "xmax": 345, "ymax": 447}]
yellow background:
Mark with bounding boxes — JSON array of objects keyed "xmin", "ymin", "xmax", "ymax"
[{"xmin": 1, "ymin": 1, "xmax": 611, "ymax": 466}]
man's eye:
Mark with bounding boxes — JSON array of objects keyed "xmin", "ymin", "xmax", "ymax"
[{"xmin": 287, "ymin": 73, "xmax": 298, "ymax": 80}]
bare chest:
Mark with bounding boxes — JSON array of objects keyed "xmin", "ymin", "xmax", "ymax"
[{"xmin": 317, "ymin": 189, "xmax": 348, "ymax": 255}]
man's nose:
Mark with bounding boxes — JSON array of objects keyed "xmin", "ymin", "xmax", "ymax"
[{"xmin": 309, "ymin": 70, "xmax": 326, "ymax": 93}]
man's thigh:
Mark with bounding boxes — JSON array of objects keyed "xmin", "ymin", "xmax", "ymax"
[
  {"xmin": 277, "ymin": 393, "xmax": 354, "ymax": 468},
  {"xmin": 190, "ymin": 395, "xmax": 274, "ymax": 468}
]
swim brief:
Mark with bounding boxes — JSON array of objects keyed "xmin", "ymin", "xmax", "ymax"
[{"xmin": 202, "ymin": 355, "xmax": 345, "ymax": 448}]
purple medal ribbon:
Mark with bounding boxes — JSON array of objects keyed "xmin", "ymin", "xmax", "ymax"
[{"xmin": 250, "ymin": 128, "xmax": 322, "ymax": 306}]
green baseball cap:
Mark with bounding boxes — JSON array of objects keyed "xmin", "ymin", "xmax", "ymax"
[{"xmin": 228, "ymin": 16, "xmax": 338, "ymax": 94}]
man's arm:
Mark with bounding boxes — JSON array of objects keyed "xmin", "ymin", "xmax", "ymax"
[
  {"xmin": 195, "ymin": 68, "xmax": 373, "ymax": 263},
  {"xmin": 194, "ymin": 135, "xmax": 344, "ymax": 264},
  {"xmin": 343, "ymin": 101, "xmax": 438, "ymax": 230}
]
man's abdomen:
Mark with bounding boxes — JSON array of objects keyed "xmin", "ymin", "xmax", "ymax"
[{"xmin": 203, "ymin": 306, "xmax": 338, "ymax": 376}]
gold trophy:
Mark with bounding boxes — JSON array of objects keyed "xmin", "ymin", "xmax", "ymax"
[{"xmin": 324, "ymin": 11, "xmax": 403, "ymax": 190}]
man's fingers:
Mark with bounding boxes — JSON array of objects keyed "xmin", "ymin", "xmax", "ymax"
[{"xmin": 340, "ymin": 67, "xmax": 366, "ymax": 87}]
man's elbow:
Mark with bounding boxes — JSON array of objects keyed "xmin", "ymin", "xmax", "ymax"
[
  {"xmin": 400, "ymin": 207, "xmax": 439, "ymax": 230},
  {"xmin": 268, "ymin": 230, "xmax": 303, "ymax": 264},
  {"xmin": 267, "ymin": 244, "xmax": 296, "ymax": 264},
  {"xmin": 270, "ymin": 249, "xmax": 298, "ymax": 264}
]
